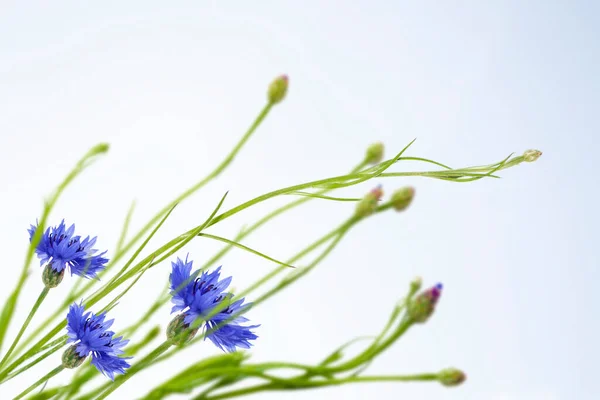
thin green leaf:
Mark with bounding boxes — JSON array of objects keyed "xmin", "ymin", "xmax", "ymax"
[
  {"xmin": 100, "ymin": 257, "xmax": 153, "ymax": 314},
  {"xmin": 116, "ymin": 200, "xmax": 136, "ymax": 254},
  {"xmin": 319, "ymin": 336, "xmax": 375, "ymax": 366},
  {"xmin": 197, "ymin": 233, "xmax": 295, "ymax": 269},
  {"xmin": 397, "ymin": 156, "xmax": 452, "ymax": 169},
  {"xmin": 284, "ymin": 191, "xmax": 361, "ymax": 202},
  {"xmin": 107, "ymin": 203, "xmax": 178, "ymax": 285}
]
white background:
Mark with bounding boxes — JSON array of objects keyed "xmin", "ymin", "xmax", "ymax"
[{"xmin": 0, "ymin": 1, "xmax": 597, "ymax": 399}]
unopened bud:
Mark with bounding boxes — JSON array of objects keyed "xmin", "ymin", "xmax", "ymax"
[
  {"xmin": 391, "ymin": 187, "xmax": 415, "ymax": 212},
  {"xmin": 438, "ymin": 368, "xmax": 466, "ymax": 387},
  {"xmin": 523, "ymin": 149, "xmax": 542, "ymax": 162},
  {"xmin": 62, "ymin": 345, "xmax": 86, "ymax": 369},
  {"xmin": 365, "ymin": 142, "xmax": 384, "ymax": 164},
  {"xmin": 42, "ymin": 263, "xmax": 64, "ymax": 288},
  {"xmin": 167, "ymin": 314, "xmax": 198, "ymax": 346},
  {"xmin": 409, "ymin": 276, "xmax": 422, "ymax": 295},
  {"xmin": 267, "ymin": 75, "xmax": 289, "ymax": 104},
  {"xmin": 407, "ymin": 283, "xmax": 443, "ymax": 323},
  {"xmin": 355, "ymin": 185, "xmax": 383, "ymax": 218}
]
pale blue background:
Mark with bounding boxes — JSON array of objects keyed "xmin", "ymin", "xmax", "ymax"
[{"xmin": 0, "ymin": 1, "xmax": 597, "ymax": 399}]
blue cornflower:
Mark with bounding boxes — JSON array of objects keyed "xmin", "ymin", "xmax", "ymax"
[
  {"xmin": 65, "ymin": 302, "xmax": 131, "ymax": 380},
  {"xmin": 28, "ymin": 220, "xmax": 108, "ymax": 279},
  {"xmin": 168, "ymin": 256, "xmax": 259, "ymax": 352}
]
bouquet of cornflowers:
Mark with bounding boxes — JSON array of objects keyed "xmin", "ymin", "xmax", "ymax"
[{"xmin": 0, "ymin": 75, "xmax": 541, "ymax": 400}]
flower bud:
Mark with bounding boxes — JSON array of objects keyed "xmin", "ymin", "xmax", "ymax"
[
  {"xmin": 62, "ymin": 344, "xmax": 86, "ymax": 369},
  {"xmin": 438, "ymin": 368, "xmax": 466, "ymax": 387},
  {"xmin": 42, "ymin": 263, "xmax": 64, "ymax": 288},
  {"xmin": 409, "ymin": 276, "xmax": 422, "ymax": 295},
  {"xmin": 391, "ymin": 187, "xmax": 415, "ymax": 212},
  {"xmin": 407, "ymin": 283, "xmax": 442, "ymax": 323},
  {"xmin": 267, "ymin": 75, "xmax": 289, "ymax": 104},
  {"xmin": 355, "ymin": 185, "xmax": 383, "ymax": 218},
  {"xmin": 523, "ymin": 149, "xmax": 542, "ymax": 162},
  {"xmin": 365, "ymin": 142, "xmax": 384, "ymax": 165},
  {"xmin": 166, "ymin": 314, "xmax": 198, "ymax": 346}
]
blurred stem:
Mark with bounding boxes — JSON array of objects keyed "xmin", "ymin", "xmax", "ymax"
[
  {"xmin": 0, "ymin": 143, "xmax": 108, "ymax": 353},
  {"xmin": 0, "ymin": 287, "xmax": 49, "ymax": 370},
  {"xmin": 0, "ymin": 339, "xmax": 62, "ymax": 384},
  {"xmin": 108, "ymin": 103, "xmax": 273, "ymax": 264},
  {"xmin": 321, "ymin": 318, "xmax": 414, "ymax": 375},
  {"xmin": 92, "ymin": 341, "xmax": 172, "ymax": 400},
  {"xmin": 8, "ymin": 151, "xmax": 521, "ymax": 379},
  {"xmin": 101, "ymin": 160, "xmax": 368, "ymax": 341},
  {"xmin": 115, "ymin": 200, "xmax": 136, "ymax": 254},
  {"xmin": 201, "ymin": 373, "xmax": 439, "ymax": 400},
  {"xmin": 139, "ymin": 219, "xmax": 355, "ymax": 399},
  {"xmin": 13, "ymin": 365, "xmax": 64, "ymax": 400},
  {"xmin": 11, "ymin": 153, "xmax": 400, "ymax": 365},
  {"xmin": 14, "ymin": 102, "xmax": 274, "ymax": 359}
]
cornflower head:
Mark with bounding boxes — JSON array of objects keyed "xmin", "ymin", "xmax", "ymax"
[
  {"xmin": 28, "ymin": 220, "xmax": 109, "ymax": 287},
  {"xmin": 407, "ymin": 283, "xmax": 443, "ymax": 323},
  {"xmin": 167, "ymin": 256, "xmax": 259, "ymax": 352},
  {"xmin": 355, "ymin": 184, "xmax": 384, "ymax": 218},
  {"xmin": 64, "ymin": 302, "xmax": 131, "ymax": 380}
]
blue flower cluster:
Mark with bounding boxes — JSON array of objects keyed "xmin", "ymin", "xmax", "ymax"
[
  {"xmin": 28, "ymin": 219, "xmax": 259, "ymax": 381},
  {"xmin": 28, "ymin": 220, "xmax": 108, "ymax": 279},
  {"xmin": 169, "ymin": 256, "xmax": 259, "ymax": 352},
  {"xmin": 66, "ymin": 303, "xmax": 131, "ymax": 380}
]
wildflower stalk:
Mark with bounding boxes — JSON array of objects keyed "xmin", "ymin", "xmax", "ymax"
[
  {"xmin": 0, "ymin": 144, "xmax": 108, "ymax": 352},
  {"xmin": 92, "ymin": 341, "xmax": 172, "ymax": 400},
  {"xmin": 0, "ymin": 341, "xmax": 63, "ymax": 384},
  {"xmin": 13, "ymin": 365, "xmax": 64, "ymax": 400},
  {"xmin": 10, "ymin": 97, "xmax": 277, "ymax": 359},
  {"xmin": 200, "ymin": 374, "xmax": 440, "ymax": 400},
  {"xmin": 40, "ymin": 326, "xmax": 162, "ymax": 400},
  {"xmin": 0, "ymin": 287, "xmax": 49, "ymax": 370},
  {"xmin": 111, "ymin": 161, "xmax": 368, "ymax": 340},
  {"xmin": 139, "ymin": 200, "xmax": 408, "ymax": 398},
  {"xmin": 3, "ymin": 148, "xmax": 533, "ymax": 381},
  {"xmin": 113, "ymin": 103, "xmax": 273, "ymax": 263},
  {"xmin": 39, "ymin": 162, "xmax": 371, "ymax": 399},
  {"xmin": 150, "ymin": 274, "xmax": 421, "ymax": 399},
  {"xmin": 73, "ymin": 213, "xmax": 356, "ymax": 399},
  {"xmin": 115, "ymin": 200, "xmax": 136, "ymax": 254}
]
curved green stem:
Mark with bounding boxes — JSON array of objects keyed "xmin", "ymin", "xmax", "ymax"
[
  {"xmin": 109, "ymin": 103, "xmax": 273, "ymax": 265},
  {"xmin": 0, "ymin": 144, "xmax": 108, "ymax": 352},
  {"xmin": 92, "ymin": 341, "xmax": 172, "ymax": 400},
  {"xmin": 6, "ymin": 151, "xmax": 521, "ymax": 380},
  {"xmin": 0, "ymin": 341, "xmax": 62, "ymax": 384},
  {"xmin": 201, "ymin": 373, "xmax": 439, "ymax": 400},
  {"xmin": 0, "ymin": 287, "xmax": 49, "ymax": 370},
  {"xmin": 13, "ymin": 365, "xmax": 64, "ymax": 400},
  {"xmin": 13, "ymin": 103, "xmax": 274, "ymax": 358}
]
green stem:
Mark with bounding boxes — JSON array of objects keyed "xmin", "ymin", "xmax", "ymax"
[
  {"xmin": 7, "ymin": 152, "xmax": 514, "ymax": 379},
  {"xmin": 7, "ymin": 160, "xmax": 388, "ymax": 365},
  {"xmin": 326, "ymin": 318, "xmax": 414, "ymax": 374},
  {"xmin": 111, "ymin": 103, "xmax": 273, "ymax": 265},
  {"xmin": 0, "ymin": 342, "xmax": 62, "ymax": 384},
  {"xmin": 12, "ymin": 104, "xmax": 274, "ymax": 358},
  {"xmin": 99, "ymin": 162, "xmax": 369, "ymax": 345},
  {"xmin": 0, "ymin": 287, "xmax": 50, "ymax": 372},
  {"xmin": 143, "ymin": 223, "xmax": 352, "ymax": 395},
  {"xmin": 0, "ymin": 144, "xmax": 108, "ymax": 352},
  {"xmin": 13, "ymin": 365, "xmax": 64, "ymax": 400},
  {"xmin": 115, "ymin": 200, "xmax": 136, "ymax": 254},
  {"xmin": 92, "ymin": 341, "xmax": 172, "ymax": 400},
  {"xmin": 202, "ymin": 373, "xmax": 439, "ymax": 400}
]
